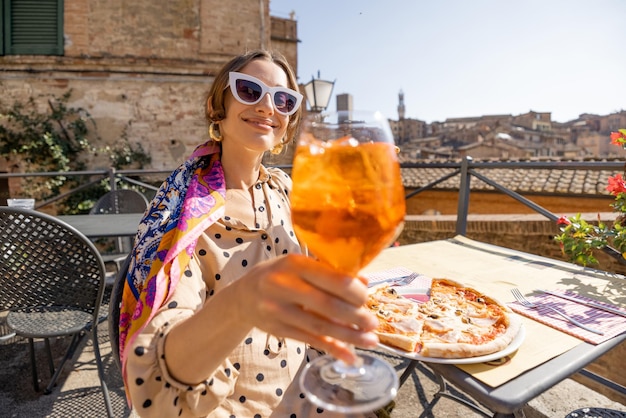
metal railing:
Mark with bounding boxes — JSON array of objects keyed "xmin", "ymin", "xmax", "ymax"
[
  {"xmin": 3, "ymin": 156, "xmax": 624, "ymax": 219},
  {"xmin": 401, "ymin": 157, "xmax": 626, "ymax": 264},
  {"xmin": 4, "ymin": 157, "xmax": 625, "ymax": 263},
  {"xmin": 2, "ymin": 156, "xmax": 625, "ymax": 395},
  {"xmin": 0, "ymin": 167, "xmax": 171, "ymax": 209},
  {"xmin": 400, "ymin": 157, "xmax": 625, "ymax": 229},
  {"xmin": 3, "ymin": 156, "xmax": 624, "ymax": 217}
]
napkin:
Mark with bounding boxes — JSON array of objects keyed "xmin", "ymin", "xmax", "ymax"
[
  {"xmin": 363, "ymin": 266, "xmax": 414, "ymax": 283},
  {"xmin": 508, "ymin": 290, "xmax": 626, "ymax": 344}
]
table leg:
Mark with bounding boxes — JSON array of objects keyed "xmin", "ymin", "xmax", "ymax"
[
  {"xmin": 398, "ymin": 359, "xmax": 526, "ymax": 418},
  {"xmin": 416, "ymin": 369, "xmax": 527, "ymax": 418},
  {"xmin": 399, "ymin": 359, "xmax": 420, "ymax": 387},
  {"xmin": 417, "ymin": 371, "xmax": 490, "ymax": 418}
]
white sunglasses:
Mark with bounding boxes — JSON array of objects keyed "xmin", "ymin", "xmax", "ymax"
[{"xmin": 228, "ymin": 72, "xmax": 303, "ymax": 116}]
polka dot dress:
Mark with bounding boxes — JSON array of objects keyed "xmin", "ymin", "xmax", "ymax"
[{"xmin": 125, "ymin": 167, "xmax": 376, "ymax": 418}]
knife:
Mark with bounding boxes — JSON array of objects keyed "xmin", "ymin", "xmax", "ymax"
[{"xmin": 536, "ymin": 289, "xmax": 626, "ymax": 319}]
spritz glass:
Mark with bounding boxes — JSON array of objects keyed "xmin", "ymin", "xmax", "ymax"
[{"xmin": 290, "ymin": 110, "xmax": 406, "ymax": 413}]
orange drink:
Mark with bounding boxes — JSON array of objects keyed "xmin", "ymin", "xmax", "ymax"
[
  {"xmin": 291, "ymin": 137, "xmax": 405, "ymax": 275},
  {"xmin": 293, "ymin": 111, "xmax": 402, "ymax": 414}
]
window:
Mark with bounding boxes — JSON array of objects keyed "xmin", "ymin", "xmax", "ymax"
[{"xmin": 1, "ymin": 0, "xmax": 63, "ymax": 55}]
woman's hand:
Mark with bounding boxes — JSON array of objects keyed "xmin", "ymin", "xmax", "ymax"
[{"xmin": 232, "ymin": 254, "xmax": 379, "ymax": 364}]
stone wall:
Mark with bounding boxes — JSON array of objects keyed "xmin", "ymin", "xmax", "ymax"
[{"xmin": 0, "ymin": 73, "xmax": 211, "ymax": 170}]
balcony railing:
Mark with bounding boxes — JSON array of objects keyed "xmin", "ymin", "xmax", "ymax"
[
  {"xmin": 400, "ymin": 157, "xmax": 626, "ymax": 263},
  {"xmin": 2, "ymin": 156, "xmax": 624, "ymax": 215},
  {"xmin": 0, "ymin": 167, "xmax": 170, "ymax": 209},
  {"xmin": 3, "ymin": 157, "xmax": 625, "ymax": 264},
  {"xmin": 1, "ymin": 156, "xmax": 625, "ymax": 396}
]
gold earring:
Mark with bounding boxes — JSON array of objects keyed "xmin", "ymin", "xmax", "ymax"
[
  {"xmin": 270, "ymin": 138, "xmax": 288, "ymax": 155},
  {"xmin": 209, "ymin": 122, "xmax": 223, "ymax": 142},
  {"xmin": 270, "ymin": 144, "xmax": 283, "ymax": 155}
]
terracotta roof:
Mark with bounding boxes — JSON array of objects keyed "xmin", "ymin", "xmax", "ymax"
[{"xmin": 401, "ymin": 159, "xmax": 623, "ymax": 196}]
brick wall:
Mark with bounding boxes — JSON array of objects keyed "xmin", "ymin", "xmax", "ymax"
[
  {"xmin": 399, "ymin": 212, "xmax": 626, "ymax": 275},
  {"xmin": 270, "ymin": 16, "xmax": 298, "ymax": 70},
  {"xmin": 64, "ymin": 0, "xmax": 266, "ymax": 59},
  {"xmin": 406, "ymin": 189, "xmax": 615, "ymax": 217}
]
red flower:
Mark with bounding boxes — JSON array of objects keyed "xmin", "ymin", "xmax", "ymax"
[
  {"xmin": 607, "ymin": 173, "xmax": 626, "ymax": 196},
  {"xmin": 610, "ymin": 130, "xmax": 626, "ymax": 146},
  {"xmin": 557, "ymin": 215, "xmax": 571, "ymax": 225}
]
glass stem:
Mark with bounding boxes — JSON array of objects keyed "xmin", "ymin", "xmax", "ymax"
[{"xmin": 332, "ymin": 344, "xmax": 366, "ymax": 377}]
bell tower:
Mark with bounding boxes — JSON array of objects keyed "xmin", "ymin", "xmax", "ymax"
[{"xmin": 397, "ymin": 90, "xmax": 405, "ymax": 120}]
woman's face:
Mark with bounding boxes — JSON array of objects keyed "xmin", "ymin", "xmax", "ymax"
[{"xmin": 219, "ymin": 59, "xmax": 291, "ymax": 156}]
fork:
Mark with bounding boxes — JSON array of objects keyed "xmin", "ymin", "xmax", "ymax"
[
  {"xmin": 368, "ymin": 272, "xmax": 419, "ymax": 288},
  {"xmin": 511, "ymin": 288, "xmax": 604, "ymax": 335}
]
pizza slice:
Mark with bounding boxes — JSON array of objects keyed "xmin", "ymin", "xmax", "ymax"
[{"xmin": 367, "ymin": 285, "xmax": 425, "ymax": 352}]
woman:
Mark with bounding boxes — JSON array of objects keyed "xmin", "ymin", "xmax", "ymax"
[{"xmin": 119, "ymin": 50, "xmax": 381, "ymax": 417}]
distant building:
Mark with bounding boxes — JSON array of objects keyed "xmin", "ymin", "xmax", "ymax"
[
  {"xmin": 336, "ymin": 93, "xmax": 353, "ymax": 112},
  {"xmin": 513, "ymin": 111, "xmax": 552, "ymax": 132},
  {"xmin": 397, "ymin": 90, "xmax": 406, "ymax": 120},
  {"xmin": 390, "ymin": 97, "xmax": 626, "ymax": 160},
  {"xmin": 389, "ymin": 91, "xmax": 427, "ymax": 144}
]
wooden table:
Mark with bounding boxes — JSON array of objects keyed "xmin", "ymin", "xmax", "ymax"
[
  {"xmin": 364, "ymin": 235, "xmax": 626, "ymax": 417},
  {"xmin": 57, "ymin": 213, "xmax": 142, "ymax": 238}
]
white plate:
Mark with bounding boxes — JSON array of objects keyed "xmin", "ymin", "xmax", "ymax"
[
  {"xmin": 370, "ymin": 283, "xmax": 526, "ymax": 364},
  {"xmin": 376, "ymin": 323, "xmax": 526, "ymax": 364}
]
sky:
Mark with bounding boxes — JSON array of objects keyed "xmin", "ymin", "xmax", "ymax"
[{"xmin": 269, "ymin": 0, "xmax": 626, "ymax": 123}]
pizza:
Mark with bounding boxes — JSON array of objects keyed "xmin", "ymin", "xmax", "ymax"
[{"xmin": 367, "ymin": 278, "xmax": 522, "ymax": 358}]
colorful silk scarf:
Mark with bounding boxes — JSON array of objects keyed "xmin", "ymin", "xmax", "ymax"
[{"xmin": 118, "ymin": 140, "xmax": 225, "ymax": 381}]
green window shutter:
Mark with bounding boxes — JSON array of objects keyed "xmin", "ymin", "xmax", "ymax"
[
  {"xmin": 4, "ymin": 0, "xmax": 63, "ymax": 55},
  {"xmin": 1, "ymin": 1, "xmax": 5, "ymax": 55}
]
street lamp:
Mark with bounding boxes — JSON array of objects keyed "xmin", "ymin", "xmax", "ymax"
[{"xmin": 303, "ymin": 71, "xmax": 335, "ymax": 113}]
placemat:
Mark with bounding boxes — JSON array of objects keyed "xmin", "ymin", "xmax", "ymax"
[
  {"xmin": 362, "ymin": 238, "xmax": 614, "ymax": 388},
  {"xmin": 508, "ymin": 290, "xmax": 626, "ymax": 344}
]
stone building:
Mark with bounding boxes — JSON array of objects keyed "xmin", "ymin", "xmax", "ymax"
[
  {"xmin": 572, "ymin": 111, "xmax": 626, "ymax": 157},
  {"xmin": 456, "ymin": 134, "xmax": 533, "ymax": 159},
  {"xmin": 0, "ymin": 0, "xmax": 298, "ymax": 171},
  {"xmin": 512, "ymin": 110, "xmax": 553, "ymax": 132},
  {"xmin": 389, "ymin": 90, "xmax": 427, "ymax": 144},
  {"xmin": 392, "ymin": 97, "xmax": 625, "ymax": 160}
]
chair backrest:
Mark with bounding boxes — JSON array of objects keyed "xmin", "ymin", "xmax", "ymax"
[
  {"xmin": 108, "ymin": 252, "xmax": 133, "ymax": 370},
  {"xmin": 90, "ymin": 189, "xmax": 149, "ymax": 215},
  {"xmin": 0, "ymin": 207, "xmax": 107, "ymax": 316}
]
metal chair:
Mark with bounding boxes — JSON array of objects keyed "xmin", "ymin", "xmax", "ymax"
[
  {"xmin": 0, "ymin": 319, "xmax": 17, "ymax": 343},
  {"xmin": 108, "ymin": 252, "xmax": 133, "ymax": 371},
  {"xmin": 0, "ymin": 207, "xmax": 113, "ymax": 417},
  {"xmin": 565, "ymin": 408, "xmax": 626, "ymax": 417},
  {"xmin": 90, "ymin": 189, "xmax": 148, "ymax": 215},
  {"xmin": 90, "ymin": 189, "xmax": 147, "ymax": 273}
]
